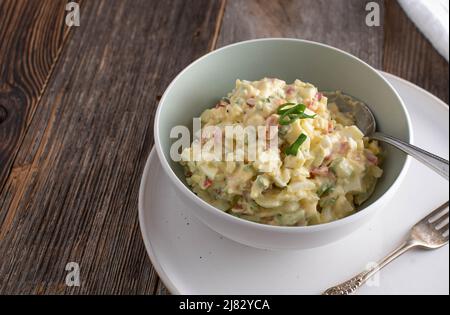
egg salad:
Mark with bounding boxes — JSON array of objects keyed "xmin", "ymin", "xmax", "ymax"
[{"xmin": 180, "ymin": 78, "xmax": 383, "ymax": 226}]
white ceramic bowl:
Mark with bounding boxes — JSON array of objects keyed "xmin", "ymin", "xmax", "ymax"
[{"xmin": 154, "ymin": 38, "xmax": 412, "ymax": 250}]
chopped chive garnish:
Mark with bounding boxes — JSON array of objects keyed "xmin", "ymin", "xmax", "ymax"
[
  {"xmin": 277, "ymin": 103, "xmax": 297, "ymax": 114},
  {"xmin": 319, "ymin": 197, "xmax": 337, "ymax": 208},
  {"xmin": 317, "ymin": 183, "xmax": 334, "ymax": 197},
  {"xmin": 277, "ymin": 103, "xmax": 316, "ymax": 125},
  {"xmin": 297, "ymin": 111, "xmax": 316, "ymax": 119},
  {"xmin": 285, "ymin": 133, "xmax": 307, "ymax": 156}
]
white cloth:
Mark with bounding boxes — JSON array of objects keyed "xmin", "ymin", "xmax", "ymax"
[{"xmin": 398, "ymin": 0, "xmax": 449, "ymax": 61}]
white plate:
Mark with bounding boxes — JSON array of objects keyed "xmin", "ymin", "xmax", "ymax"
[{"xmin": 139, "ymin": 72, "xmax": 449, "ymax": 295}]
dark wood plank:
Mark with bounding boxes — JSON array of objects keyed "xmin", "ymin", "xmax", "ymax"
[
  {"xmin": 383, "ymin": 0, "xmax": 449, "ymax": 103},
  {"xmin": 155, "ymin": 280, "xmax": 171, "ymax": 295},
  {"xmin": 0, "ymin": 0, "xmax": 223, "ymax": 294},
  {"xmin": 217, "ymin": 0, "xmax": 385, "ymax": 68},
  {"xmin": 0, "ymin": 0, "xmax": 71, "ymax": 195},
  {"xmin": 1, "ymin": 0, "xmax": 447, "ymax": 296}
]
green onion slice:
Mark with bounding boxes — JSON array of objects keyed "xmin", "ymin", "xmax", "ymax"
[
  {"xmin": 277, "ymin": 103, "xmax": 297, "ymax": 114},
  {"xmin": 278, "ymin": 103, "xmax": 316, "ymax": 125},
  {"xmin": 285, "ymin": 133, "xmax": 308, "ymax": 156},
  {"xmin": 317, "ymin": 183, "xmax": 334, "ymax": 197}
]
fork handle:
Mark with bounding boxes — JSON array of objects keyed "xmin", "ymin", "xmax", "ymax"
[
  {"xmin": 372, "ymin": 132, "xmax": 449, "ymax": 181},
  {"xmin": 323, "ymin": 240, "xmax": 417, "ymax": 295}
]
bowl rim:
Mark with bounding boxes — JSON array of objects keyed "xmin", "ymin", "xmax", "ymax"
[{"xmin": 154, "ymin": 38, "xmax": 413, "ymax": 232}]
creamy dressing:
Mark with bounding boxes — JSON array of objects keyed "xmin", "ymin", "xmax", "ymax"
[{"xmin": 180, "ymin": 78, "xmax": 383, "ymax": 226}]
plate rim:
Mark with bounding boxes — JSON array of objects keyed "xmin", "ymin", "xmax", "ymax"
[
  {"xmin": 138, "ymin": 149, "xmax": 181, "ymax": 294},
  {"xmin": 138, "ymin": 72, "xmax": 449, "ymax": 295},
  {"xmin": 380, "ymin": 71, "xmax": 449, "ymax": 109}
]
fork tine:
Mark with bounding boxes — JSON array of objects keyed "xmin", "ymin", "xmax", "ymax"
[
  {"xmin": 437, "ymin": 223, "xmax": 449, "ymax": 233},
  {"xmin": 423, "ymin": 202, "xmax": 449, "ymax": 223},
  {"xmin": 434, "ymin": 215, "xmax": 449, "ymax": 230},
  {"xmin": 442, "ymin": 232, "xmax": 449, "ymax": 243}
]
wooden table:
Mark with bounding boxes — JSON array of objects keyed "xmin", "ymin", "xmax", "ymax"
[{"xmin": 0, "ymin": 0, "xmax": 448, "ymax": 294}]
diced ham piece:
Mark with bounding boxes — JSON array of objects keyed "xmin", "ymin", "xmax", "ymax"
[
  {"xmin": 365, "ymin": 151, "xmax": 379, "ymax": 165},
  {"xmin": 286, "ymin": 86, "xmax": 295, "ymax": 95},
  {"xmin": 231, "ymin": 203, "xmax": 246, "ymax": 214},
  {"xmin": 215, "ymin": 101, "xmax": 227, "ymax": 108},
  {"xmin": 328, "ymin": 121, "xmax": 334, "ymax": 133},
  {"xmin": 323, "ymin": 155, "xmax": 333, "ymax": 165},
  {"xmin": 246, "ymin": 98, "xmax": 256, "ymax": 107},
  {"xmin": 316, "ymin": 92, "xmax": 323, "ymax": 101},
  {"xmin": 203, "ymin": 178, "xmax": 213, "ymax": 189},
  {"xmin": 307, "ymin": 100, "xmax": 318, "ymax": 111},
  {"xmin": 266, "ymin": 115, "xmax": 279, "ymax": 127},
  {"xmin": 310, "ymin": 166, "xmax": 330, "ymax": 177},
  {"xmin": 337, "ymin": 142, "xmax": 350, "ymax": 155},
  {"xmin": 275, "ymin": 99, "xmax": 287, "ymax": 106},
  {"xmin": 353, "ymin": 154, "xmax": 363, "ymax": 162}
]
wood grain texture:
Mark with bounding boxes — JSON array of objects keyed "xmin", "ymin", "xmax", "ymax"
[
  {"xmin": 0, "ymin": 0, "xmax": 448, "ymax": 296},
  {"xmin": 0, "ymin": 0, "xmax": 223, "ymax": 294},
  {"xmin": 0, "ymin": 0, "xmax": 70, "ymax": 196},
  {"xmin": 218, "ymin": 0, "xmax": 385, "ymax": 68},
  {"xmin": 383, "ymin": 0, "xmax": 449, "ymax": 103},
  {"xmin": 155, "ymin": 281, "xmax": 171, "ymax": 296}
]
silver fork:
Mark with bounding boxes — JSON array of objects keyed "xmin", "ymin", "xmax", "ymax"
[{"xmin": 323, "ymin": 201, "xmax": 449, "ymax": 295}]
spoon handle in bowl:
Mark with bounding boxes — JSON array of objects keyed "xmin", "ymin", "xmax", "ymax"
[{"xmin": 372, "ymin": 132, "xmax": 449, "ymax": 180}]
